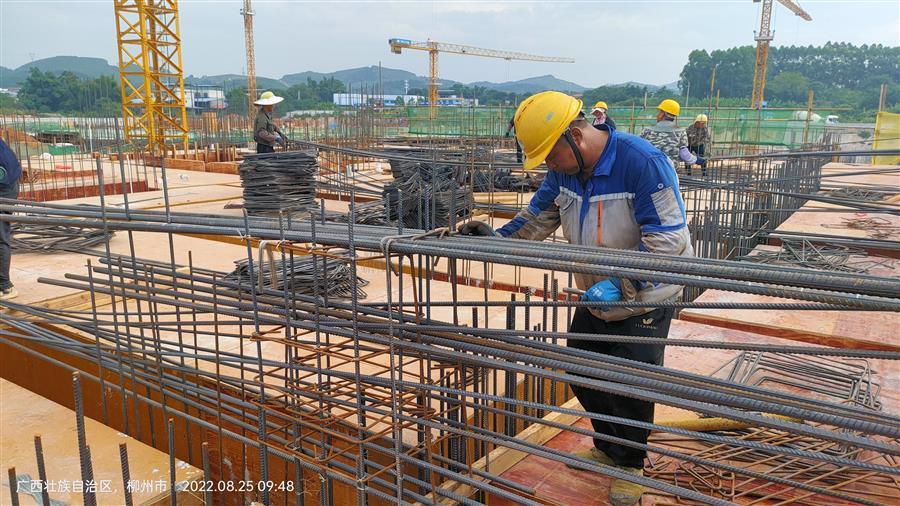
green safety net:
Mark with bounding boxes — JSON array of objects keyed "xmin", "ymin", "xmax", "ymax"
[
  {"xmin": 405, "ymin": 106, "xmax": 517, "ymax": 137},
  {"xmin": 403, "ymin": 105, "xmax": 838, "ymax": 149}
]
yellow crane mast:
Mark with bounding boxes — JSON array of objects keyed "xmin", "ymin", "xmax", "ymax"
[
  {"xmin": 241, "ymin": 0, "xmax": 257, "ymax": 115},
  {"xmin": 388, "ymin": 38, "xmax": 575, "ymax": 117},
  {"xmin": 750, "ymin": 0, "xmax": 812, "ymax": 109},
  {"xmin": 114, "ymin": 0, "xmax": 189, "ymax": 154}
]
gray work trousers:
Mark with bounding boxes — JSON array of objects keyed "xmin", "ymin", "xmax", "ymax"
[{"xmin": 0, "ymin": 180, "xmax": 19, "ymax": 289}]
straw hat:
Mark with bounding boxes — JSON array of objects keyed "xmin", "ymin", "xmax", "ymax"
[{"xmin": 254, "ymin": 91, "xmax": 284, "ymax": 106}]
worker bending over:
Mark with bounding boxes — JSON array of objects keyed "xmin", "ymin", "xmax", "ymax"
[
  {"xmin": 253, "ymin": 91, "xmax": 288, "ymax": 154},
  {"xmin": 686, "ymin": 114, "xmax": 710, "ymax": 176},
  {"xmin": 640, "ymin": 99, "xmax": 705, "ymax": 174},
  {"xmin": 459, "ymin": 91, "xmax": 693, "ymax": 506}
]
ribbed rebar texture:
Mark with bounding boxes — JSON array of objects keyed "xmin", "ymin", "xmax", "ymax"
[
  {"xmin": 239, "ymin": 150, "xmax": 319, "ymax": 215},
  {"xmin": 11, "ymin": 223, "xmax": 114, "ymax": 253},
  {"xmin": 224, "ymin": 252, "xmax": 369, "ymax": 299}
]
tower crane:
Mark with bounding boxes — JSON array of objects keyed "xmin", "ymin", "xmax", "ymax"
[
  {"xmin": 241, "ymin": 0, "xmax": 256, "ymax": 115},
  {"xmin": 750, "ymin": 0, "xmax": 812, "ymax": 109},
  {"xmin": 388, "ymin": 38, "xmax": 574, "ymax": 116},
  {"xmin": 113, "ymin": 0, "xmax": 188, "ymax": 154}
]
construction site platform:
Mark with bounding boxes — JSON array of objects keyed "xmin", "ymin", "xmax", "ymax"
[
  {"xmin": 474, "ymin": 319, "xmax": 899, "ymax": 505},
  {"xmin": 1, "ymin": 378, "xmax": 204, "ymax": 506},
  {"xmin": 680, "ymin": 244, "xmax": 900, "ymax": 351}
]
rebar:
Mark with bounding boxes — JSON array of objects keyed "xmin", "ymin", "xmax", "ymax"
[{"xmin": 0, "ymin": 139, "xmax": 898, "ymax": 506}]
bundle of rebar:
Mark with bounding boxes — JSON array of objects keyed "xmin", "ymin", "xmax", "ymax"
[
  {"xmin": 239, "ymin": 150, "xmax": 319, "ymax": 215},
  {"xmin": 387, "ymin": 156, "xmax": 462, "ymax": 185},
  {"xmin": 10, "ymin": 222, "xmax": 114, "ymax": 253},
  {"xmin": 2, "ymin": 200, "xmax": 899, "ymax": 309},
  {"xmin": 385, "ymin": 147, "xmax": 535, "ymax": 193},
  {"xmin": 224, "ymin": 253, "xmax": 368, "ymax": 300},
  {"xmin": 331, "ymin": 199, "xmax": 388, "ymax": 226},
  {"xmin": 825, "ymin": 186, "xmax": 893, "ymax": 202},
  {"xmin": 737, "ymin": 239, "xmax": 892, "ymax": 274},
  {"xmin": 384, "ymin": 169, "xmax": 472, "ymax": 229}
]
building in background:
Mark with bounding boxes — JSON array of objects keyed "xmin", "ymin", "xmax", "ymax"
[
  {"xmin": 333, "ymin": 93, "xmax": 424, "ymax": 107},
  {"xmin": 185, "ymin": 84, "xmax": 227, "ymax": 113},
  {"xmin": 430, "ymin": 92, "xmax": 478, "ymax": 107}
]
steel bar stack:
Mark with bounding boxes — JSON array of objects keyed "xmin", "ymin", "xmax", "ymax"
[
  {"xmin": 240, "ymin": 150, "xmax": 320, "ymax": 215},
  {"xmin": 11, "ymin": 223, "xmax": 114, "ymax": 253},
  {"xmin": 224, "ymin": 253, "xmax": 368, "ymax": 300}
]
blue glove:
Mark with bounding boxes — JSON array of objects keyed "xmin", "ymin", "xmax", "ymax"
[
  {"xmin": 696, "ymin": 156, "xmax": 707, "ymax": 168},
  {"xmin": 582, "ymin": 279, "xmax": 621, "ymax": 303}
]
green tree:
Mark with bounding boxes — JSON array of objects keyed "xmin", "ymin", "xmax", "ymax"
[
  {"xmin": 583, "ymin": 84, "xmax": 650, "ymax": 106},
  {"xmin": 678, "ymin": 49, "xmax": 713, "ymax": 94},
  {"xmin": 225, "ymin": 86, "xmax": 249, "ymax": 115},
  {"xmin": 0, "ymin": 93, "xmax": 21, "ymax": 112},
  {"xmin": 678, "ymin": 43, "xmax": 899, "ymax": 102},
  {"xmin": 766, "ymin": 72, "xmax": 809, "ymax": 102},
  {"xmin": 17, "ymin": 68, "xmax": 121, "ymax": 114}
]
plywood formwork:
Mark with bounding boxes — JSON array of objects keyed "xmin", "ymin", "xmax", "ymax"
[
  {"xmin": 468, "ymin": 320, "xmax": 899, "ymax": 505},
  {"xmin": 681, "ymin": 244, "xmax": 900, "ymax": 351},
  {"xmin": 0, "ymin": 379, "xmax": 204, "ymax": 505}
]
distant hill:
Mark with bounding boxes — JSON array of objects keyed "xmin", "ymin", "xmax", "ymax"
[
  {"xmin": 282, "ymin": 66, "xmax": 462, "ymax": 94},
  {"xmin": 0, "ymin": 56, "xmax": 119, "ymax": 87},
  {"xmin": 471, "ymin": 74, "xmax": 586, "ymax": 94},
  {"xmin": 184, "ymin": 74, "xmax": 287, "ymax": 90},
  {"xmin": 1, "ymin": 55, "xmax": 678, "ymax": 96},
  {"xmin": 608, "ymin": 80, "xmax": 680, "ymax": 92},
  {"xmin": 185, "ymin": 67, "xmax": 436, "ymax": 94}
]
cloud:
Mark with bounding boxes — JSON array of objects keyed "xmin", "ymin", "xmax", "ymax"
[{"xmin": 1, "ymin": 0, "xmax": 897, "ymax": 88}]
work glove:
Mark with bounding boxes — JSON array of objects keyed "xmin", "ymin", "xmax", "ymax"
[
  {"xmin": 457, "ymin": 220, "xmax": 497, "ymax": 237},
  {"xmin": 275, "ymin": 134, "xmax": 286, "ymax": 147},
  {"xmin": 696, "ymin": 156, "xmax": 707, "ymax": 168},
  {"xmin": 581, "ymin": 278, "xmax": 622, "ymax": 304}
]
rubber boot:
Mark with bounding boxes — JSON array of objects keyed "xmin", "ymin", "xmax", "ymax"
[{"xmin": 609, "ymin": 467, "xmax": 644, "ymax": 506}]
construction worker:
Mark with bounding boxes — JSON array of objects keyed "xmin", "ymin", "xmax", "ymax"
[
  {"xmin": 686, "ymin": 114, "xmax": 710, "ymax": 176},
  {"xmin": 253, "ymin": 91, "xmax": 288, "ymax": 154},
  {"xmin": 459, "ymin": 91, "xmax": 693, "ymax": 506},
  {"xmin": 0, "ymin": 139, "xmax": 22, "ymax": 300},
  {"xmin": 640, "ymin": 99, "xmax": 705, "ymax": 175},
  {"xmin": 590, "ymin": 101, "xmax": 617, "ymax": 130}
]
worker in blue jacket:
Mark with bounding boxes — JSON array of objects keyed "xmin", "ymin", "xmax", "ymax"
[
  {"xmin": 0, "ymin": 139, "xmax": 22, "ymax": 300},
  {"xmin": 459, "ymin": 91, "xmax": 693, "ymax": 506}
]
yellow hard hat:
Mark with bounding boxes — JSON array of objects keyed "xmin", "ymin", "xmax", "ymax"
[
  {"xmin": 514, "ymin": 91, "xmax": 583, "ymax": 170},
  {"xmin": 658, "ymin": 99, "xmax": 681, "ymax": 117},
  {"xmin": 254, "ymin": 91, "xmax": 284, "ymax": 106},
  {"xmin": 695, "ymin": 113, "xmax": 708, "ymax": 123},
  {"xmin": 592, "ymin": 101, "xmax": 608, "ymax": 112}
]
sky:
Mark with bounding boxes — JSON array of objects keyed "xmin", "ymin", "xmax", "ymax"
[{"xmin": 1, "ymin": 0, "xmax": 898, "ymax": 88}]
